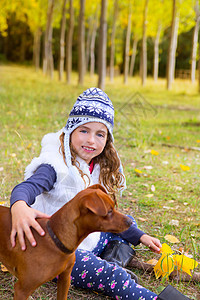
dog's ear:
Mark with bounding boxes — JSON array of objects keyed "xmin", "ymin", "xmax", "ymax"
[
  {"xmin": 88, "ymin": 184, "xmax": 108, "ymax": 194},
  {"xmin": 83, "ymin": 191, "xmax": 110, "ymax": 216}
]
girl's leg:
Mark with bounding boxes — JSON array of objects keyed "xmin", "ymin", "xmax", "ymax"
[{"xmin": 71, "ymin": 249, "xmax": 158, "ymax": 300}]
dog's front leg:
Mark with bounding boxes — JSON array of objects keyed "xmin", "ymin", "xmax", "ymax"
[{"xmin": 57, "ymin": 254, "xmax": 75, "ymax": 300}]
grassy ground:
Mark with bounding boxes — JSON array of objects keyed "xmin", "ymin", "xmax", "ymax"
[{"xmin": 0, "ymin": 64, "xmax": 200, "ymax": 299}]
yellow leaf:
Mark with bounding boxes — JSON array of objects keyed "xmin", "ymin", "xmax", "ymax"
[
  {"xmin": 26, "ymin": 142, "xmax": 32, "ymax": 149},
  {"xmin": 0, "ymin": 201, "xmax": 5, "ymax": 205},
  {"xmin": 196, "ymin": 140, "xmax": 200, "ymax": 143},
  {"xmin": 160, "ymin": 243, "xmax": 174, "ymax": 255},
  {"xmin": 145, "ymin": 194, "xmax": 154, "ymax": 198},
  {"xmin": 164, "ymin": 235, "xmax": 180, "ymax": 244},
  {"xmin": 134, "ymin": 168, "xmax": 142, "ymax": 174},
  {"xmin": 154, "ymin": 254, "xmax": 174, "ymax": 279},
  {"xmin": 146, "ymin": 258, "xmax": 158, "ymax": 265},
  {"xmin": 151, "ymin": 150, "xmax": 159, "ymax": 156},
  {"xmin": 173, "ymin": 254, "xmax": 198, "ymax": 276},
  {"xmin": 138, "ymin": 217, "xmax": 147, "ymax": 222},
  {"xmin": 180, "ymin": 164, "xmax": 190, "ymax": 171},
  {"xmin": 1, "ymin": 264, "xmax": 8, "ymax": 272}
]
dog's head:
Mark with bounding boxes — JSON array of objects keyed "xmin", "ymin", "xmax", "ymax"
[{"xmin": 77, "ymin": 184, "xmax": 132, "ymax": 234}]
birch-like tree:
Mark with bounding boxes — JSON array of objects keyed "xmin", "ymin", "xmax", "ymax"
[
  {"xmin": 98, "ymin": 0, "xmax": 107, "ymax": 90},
  {"xmin": 124, "ymin": 1, "xmax": 132, "ymax": 84},
  {"xmin": 141, "ymin": 0, "xmax": 149, "ymax": 86},
  {"xmin": 66, "ymin": 0, "xmax": 74, "ymax": 83},
  {"xmin": 109, "ymin": 0, "xmax": 118, "ymax": 82},
  {"xmin": 191, "ymin": 0, "xmax": 200, "ymax": 82},
  {"xmin": 43, "ymin": 0, "xmax": 55, "ymax": 78},
  {"xmin": 58, "ymin": 0, "xmax": 67, "ymax": 81},
  {"xmin": 78, "ymin": 0, "xmax": 86, "ymax": 85}
]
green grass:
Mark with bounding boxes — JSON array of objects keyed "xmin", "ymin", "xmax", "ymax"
[{"xmin": 0, "ymin": 64, "xmax": 200, "ymax": 299}]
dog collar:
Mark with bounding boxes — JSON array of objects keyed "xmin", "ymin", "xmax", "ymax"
[{"xmin": 46, "ymin": 221, "xmax": 73, "ymax": 254}]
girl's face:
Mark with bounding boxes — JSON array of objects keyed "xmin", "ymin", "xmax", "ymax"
[{"xmin": 71, "ymin": 122, "xmax": 108, "ymax": 164}]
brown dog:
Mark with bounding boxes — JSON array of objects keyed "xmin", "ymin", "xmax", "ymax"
[{"xmin": 0, "ymin": 184, "xmax": 132, "ymax": 300}]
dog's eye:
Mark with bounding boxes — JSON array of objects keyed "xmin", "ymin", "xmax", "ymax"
[{"xmin": 108, "ymin": 209, "xmax": 113, "ymax": 215}]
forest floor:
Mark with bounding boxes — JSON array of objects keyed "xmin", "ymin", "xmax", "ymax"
[{"xmin": 0, "ymin": 64, "xmax": 200, "ymax": 299}]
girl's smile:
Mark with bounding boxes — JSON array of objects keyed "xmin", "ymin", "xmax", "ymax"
[{"xmin": 71, "ymin": 122, "xmax": 108, "ymax": 164}]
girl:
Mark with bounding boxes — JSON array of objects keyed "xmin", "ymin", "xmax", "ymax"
[{"xmin": 10, "ymin": 88, "xmax": 184, "ymax": 299}]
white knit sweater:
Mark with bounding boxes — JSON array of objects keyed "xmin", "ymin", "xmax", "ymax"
[{"xmin": 25, "ymin": 129, "xmax": 101, "ymax": 251}]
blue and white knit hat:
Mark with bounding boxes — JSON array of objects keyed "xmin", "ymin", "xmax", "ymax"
[{"xmin": 64, "ymin": 87, "xmax": 114, "ymax": 167}]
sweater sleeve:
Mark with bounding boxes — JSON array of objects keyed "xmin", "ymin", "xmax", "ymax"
[
  {"xmin": 119, "ymin": 223, "xmax": 145, "ymax": 246},
  {"xmin": 10, "ymin": 164, "xmax": 57, "ymax": 207}
]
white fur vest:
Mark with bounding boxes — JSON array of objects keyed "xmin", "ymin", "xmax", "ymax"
[{"xmin": 24, "ymin": 129, "xmax": 101, "ymax": 251}]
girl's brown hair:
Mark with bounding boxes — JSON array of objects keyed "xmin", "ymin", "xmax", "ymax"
[{"xmin": 59, "ymin": 132, "xmax": 125, "ymax": 204}]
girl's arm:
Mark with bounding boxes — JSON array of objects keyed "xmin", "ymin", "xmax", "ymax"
[{"xmin": 10, "ymin": 164, "xmax": 56, "ymax": 250}]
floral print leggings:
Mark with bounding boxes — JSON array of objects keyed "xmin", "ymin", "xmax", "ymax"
[{"xmin": 71, "ymin": 226, "xmax": 158, "ymax": 299}]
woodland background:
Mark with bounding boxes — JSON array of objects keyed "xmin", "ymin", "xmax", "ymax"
[
  {"xmin": 0, "ymin": 0, "xmax": 200, "ymax": 299},
  {"xmin": 0, "ymin": 0, "xmax": 200, "ymax": 90}
]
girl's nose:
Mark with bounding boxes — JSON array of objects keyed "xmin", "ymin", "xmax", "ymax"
[{"xmin": 87, "ymin": 134, "xmax": 95, "ymax": 144}]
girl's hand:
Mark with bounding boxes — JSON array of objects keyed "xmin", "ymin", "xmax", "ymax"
[
  {"xmin": 140, "ymin": 234, "xmax": 162, "ymax": 253},
  {"xmin": 10, "ymin": 200, "xmax": 50, "ymax": 251}
]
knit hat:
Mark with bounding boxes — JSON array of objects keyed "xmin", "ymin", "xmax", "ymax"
[{"xmin": 64, "ymin": 87, "xmax": 114, "ymax": 167}]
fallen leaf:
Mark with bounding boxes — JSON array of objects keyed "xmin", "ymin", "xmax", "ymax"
[
  {"xmin": 154, "ymin": 253, "xmax": 174, "ymax": 279},
  {"xmin": 143, "ymin": 165, "xmax": 153, "ymax": 170},
  {"xmin": 145, "ymin": 194, "xmax": 154, "ymax": 198},
  {"xmin": 162, "ymin": 161, "xmax": 169, "ymax": 165},
  {"xmin": 134, "ymin": 168, "xmax": 142, "ymax": 174},
  {"xmin": 0, "ymin": 201, "xmax": 5, "ymax": 205},
  {"xmin": 164, "ymin": 235, "xmax": 180, "ymax": 243},
  {"xmin": 146, "ymin": 259, "xmax": 158, "ymax": 265},
  {"xmin": 160, "ymin": 243, "xmax": 174, "ymax": 255},
  {"xmin": 151, "ymin": 150, "xmax": 159, "ymax": 156},
  {"xmin": 151, "ymin": 185, "xmax": 155, "ymax": 192},
  {"xmin": 197, "ymin": 140, "xmax": 200, "ymax": 143},
  {"xmin": 180, "ymin": 164, "xmax": 190, "ymax": 171},
  {"xmin": 0, "ymin": 167, "xmax": 3, "ymax": 172},
  {"xmin": 138, "ymin": 217, "xmax": 147, "ymax": 222},
  {"xmin": 173, "ymin": 254, "xmax": 198, "ymax": 276},
  {"xmin": 169, "ymin": 219, "xmax": 179, "ymax": 226},
  {"xmin": 1, "ymin": 264, "xmax": 8, "ymax": 272}
]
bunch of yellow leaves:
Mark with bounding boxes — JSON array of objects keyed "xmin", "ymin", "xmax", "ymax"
[{"xmin": 154, "ymin": 243, "xmax": 198, "ymax": 279}]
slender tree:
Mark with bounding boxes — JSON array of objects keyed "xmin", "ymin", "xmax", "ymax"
[
  {"xmin": 153, "ymin": 22, "xmax": 162, "ymax": 81},
  {"xmin": 167, "ymin": 0, "xmax": 179, "ymax": 90},
  {"xmin": 66, "ymin": 0, "xmax": 74, "ymax": 84},
  {"xmin": 124, "ymin": 1, "xmax": 132, "ymax": 84},
  {"xmin": 33, "ymin": 27, "xmax": 42, "ymax": 71},
  {"xmin": 109, "ymin": 0, "xmax": 118, "ymax": 82},
  {"xmin": 78, "ymin": 0, "xmax": 86, "ymax": 85},
  {"xmin": 141, "ymin": 0, "xmax": 149, "ymax": 86},
  {"xmin": 59, "ymin": 0, "xmax": 67, "ymax": 81},
  {"xmin": 129, "ymin": 38, "xmax": 138, "ymax": 76},
  {"xmin": 90, "ymin": 14, "xmax": 98, "ymax": 77},
  {"xmin": 43, "ymin": 0, "xmax": 55, "ymax": 78},
  {"xmin": 98, "ymin": 0, "xmax": 107, "ymax": 90},
  {"xmin": 191, "ymin": 0, "xmax": 200, "ymax": 82}
]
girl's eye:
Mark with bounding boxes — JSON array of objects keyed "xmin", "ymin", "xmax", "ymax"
[
  {"xmin": 80, "ymin": 130, "xmax": 87, "ymax": 133},
  {"xmin": 97, "ymin": 133, "xmax": 105, "ymax": 138}
]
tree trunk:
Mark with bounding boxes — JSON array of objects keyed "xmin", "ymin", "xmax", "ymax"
[
  {"xmin": 86, "ymin": 17, "xmax": 93, "ymax": 72},
  {"xmin": 199, "ymin": 37, "xmax": 200, "ymax": 93},
  {"xmin": 78, "ymin": 0, "xmax": 86, "ymax": 85},
  {"xmin": 141, "ymin": 0, "xmax": 149, "ymax": 86},
  {"xmin": 124, "ymin": 3, "xmax": 132, "ymax": 84},
  {"xmin": 33, "ymin": 27, "xmax": 42, "ymax": 72},
  {"xmin": 90, "ymin": 17, "xmax": 98, "ymax": 77},
  {"xmin": 129, "ymin": 38, "xmax": 138, "ymax": 77},
  {"xmin": 20, "ymin": 24, "xmax": 27, "ymax": 62},
  {"xmin": 43, "ymin": 0, "xmax": 54, "ymax": 78},
  {"xmin": 98, "ymin": 0, "xmax": 107, "ymax": 90},
  {"xmin": 191, "ymin": 0, "xmax": 200, "ymax": 83},
  {"xmin": 153, "ymin": 23, "xmax": 162, "ymax": 81},
  {"xmin": 109, "ymin": 0, "xmax": 118, "ymax": 82},
  {"xmin": 167, "ymin": 0, "xmax": 179, "ymax": 90},
  {"xmin": 66, "ymin": 0, "xmax": 74, "ymax": 84},
  {"xmin": 59, "ymin": 0, "xmax": 67, "ymax": 81}
]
